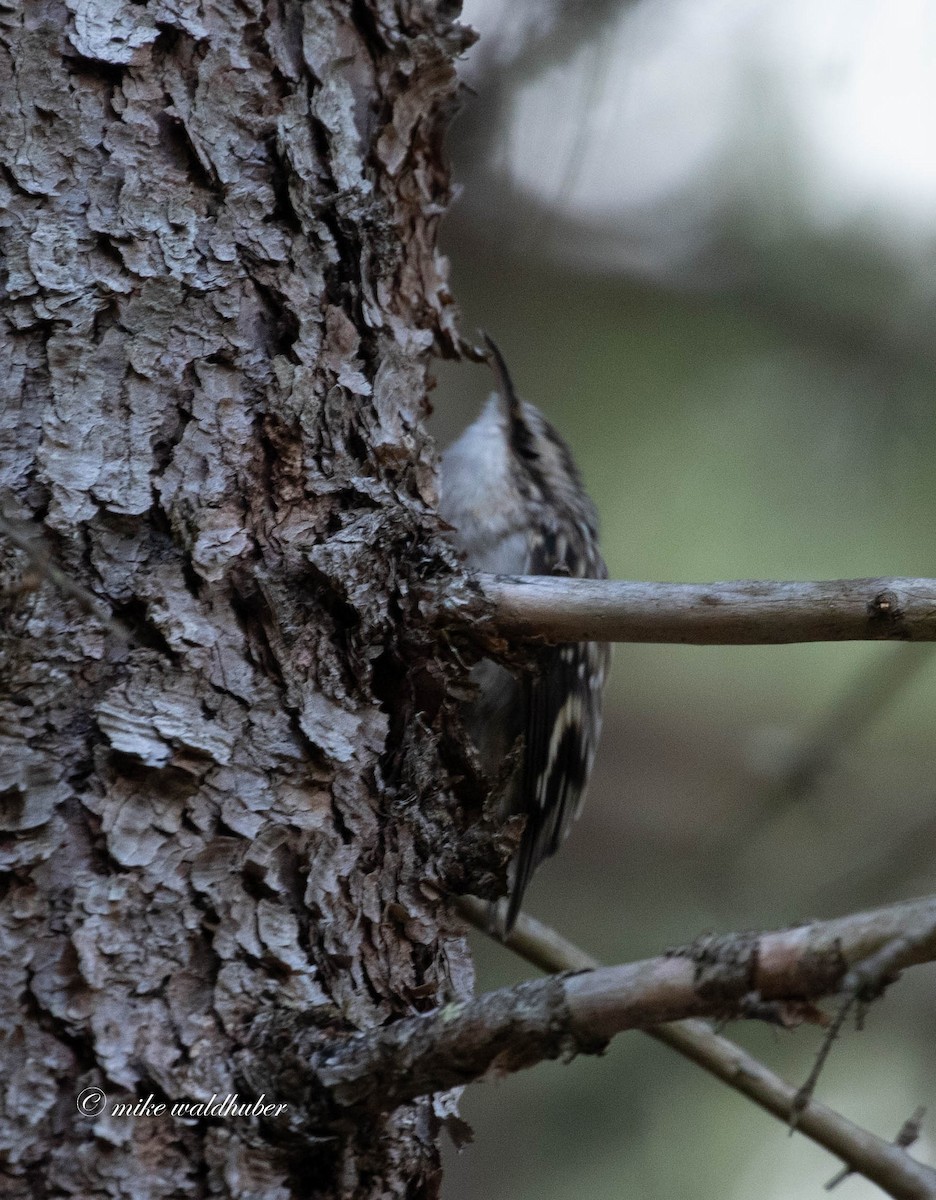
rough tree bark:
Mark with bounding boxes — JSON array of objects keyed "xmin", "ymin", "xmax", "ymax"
[{"xmin": 0, "ymin": 2, "xmax": 493, "ymax": 1196}]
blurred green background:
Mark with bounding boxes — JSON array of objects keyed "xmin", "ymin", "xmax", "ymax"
[{"xmin": 434, "ymin": 2, "xmax": 936, "ymax": 1197}]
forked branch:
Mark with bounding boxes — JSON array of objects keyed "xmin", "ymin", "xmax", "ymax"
[
  {"xmin": 274, "ymin": 892, "xmax": 936, "ymax": 1198},
  {"xmin": 459, "ymin": 898, "xmax": 936, "ymax": 1200}
]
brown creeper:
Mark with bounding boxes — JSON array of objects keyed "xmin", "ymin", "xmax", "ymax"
[{"xmin": 439, "ymin": 336, "xmax": 610, "ymax": 931}]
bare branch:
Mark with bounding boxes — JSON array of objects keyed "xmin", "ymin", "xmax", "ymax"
[
  {"xmin": 277, "ymin": 896, "xmax": 936, "ymax": 1148},
  {"xmin": 456, "ymin": 899, "xmax": 936, "ymax": 1200},
  {"xmin": 460, "ymin": 575, "xmax": 936, "ymax": 644},
  {"xmin": 457, "ymin": 896, "xmax": 598, "ymax": 972},
  {"xmin": 826, "ymin": 1109, "xmax": 927, "ymax": 1193}
]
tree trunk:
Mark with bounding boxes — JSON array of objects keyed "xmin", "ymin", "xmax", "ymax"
[{"xmin": 0, "ymin": 2, "xmax": 484, "ymax": 1195}]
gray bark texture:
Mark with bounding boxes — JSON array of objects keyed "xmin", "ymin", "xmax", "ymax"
[{"xmin": 0, "ymin": 1, "xmax": 493, "ymax": 1195}]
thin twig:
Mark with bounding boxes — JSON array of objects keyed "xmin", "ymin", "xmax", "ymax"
[{"xmin": 792, "ymin": 992, "xmax": 856, "ymax": 1125}]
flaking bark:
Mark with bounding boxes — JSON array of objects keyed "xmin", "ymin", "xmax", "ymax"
[{"xmin": 0, "ymin": 3, "xmax": 494, "ymax": 1196}]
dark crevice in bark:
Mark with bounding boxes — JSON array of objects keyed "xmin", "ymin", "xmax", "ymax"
[
  {"xmin": 20, "ymin": 977, "xmax": 95, "ymax": 1074},
  {"xmin": 63, "ymin": 54, "xmax": 127, "ymax": 86},
  {"xmin": 252, "ymin": 277, "xmax": 303, "ymax": 363},
  {"xmin": 154, "ymin": 110, "xmax": 219, "ymax": 196},
  {"xmin": 110, "ymin": 597, "xmax": 178, "ymax": 657}
]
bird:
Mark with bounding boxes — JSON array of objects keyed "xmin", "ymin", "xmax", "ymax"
[{"xmin": 438, "ymin": 335, "xmax": 610, "ymax": 931}]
